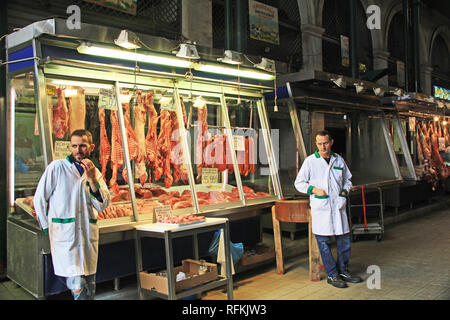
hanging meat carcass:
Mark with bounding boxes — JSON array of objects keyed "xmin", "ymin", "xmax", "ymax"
[
  {"xmin": 68, "ymin": 86, "xmax": 86, "ymax": 134},
  {"xmin": 416, "ymin": 125, "xmax": 425, "ymax": 165},
  {"xmin": 121, "ymin": 96, "xmax": 139, "ymax": 183},
  {"xmin": 144, "ymin": 92, "xmax": 159, "ymax": 169},
  {"xmin": 133, "ymin": 91, "xmax": 148, "ymax": 186},
  {"xmin": 170, "ymin": 107, "xmax": 189, "ymax": 184},
  {"xmin": 249, "ymin": 136, "xmax": 255, "ymax": 174},
  {"xmin": 98, "ymin": 108, "xmax": 111, "ymax": 181},
  {"xmin": 196, "ymin": 105, "xmax": 208, "ymax": 179},
  {"xmin": 158, "ymin": 109, "xmax": 174, "ymax": 188},
  {"xmin": 53, "ymin": 88, "xmax": 69, "ymax": 139},
  {"xmin": 109, "ymin": 110, "xmax": 124, "ymax": 194},
  {"xmin": 430, "ymin": 121, "xmax": 448, "ymax": 181}
]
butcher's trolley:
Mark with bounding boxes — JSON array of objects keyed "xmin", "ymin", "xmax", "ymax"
[{"xmin": 348, "ymin": 186, "xmax": 384, "ymax": 242}]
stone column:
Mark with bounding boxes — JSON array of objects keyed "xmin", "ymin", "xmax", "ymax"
[
  {"xmin": 420, "ymin": 65, "xmax": 433, "ymax": 95},
  {"xmin": 300, "ymin": 24, "xmax": 326, "ymax": 72},
  {"xmin": 373, "ymin": 50, "xmax": 390, "ymax": 87},
  {"xmin": 181, "ymin": 0, "xmax": 213, "ymax": 48}
]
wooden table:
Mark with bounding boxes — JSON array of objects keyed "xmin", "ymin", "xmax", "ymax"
[
  {"xmin": 134, "ymin": 217, "xmax": 234, "ymax": 300},
  {"xmin": 271, "ymin": 200, "xmax": 324, "ymax": 281}
]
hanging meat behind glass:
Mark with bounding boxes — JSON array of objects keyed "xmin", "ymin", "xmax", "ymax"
[
  {"xmin": 53, "ymin": 88, "xmax": 69, "ymax": 138},
  {"xmin": 98, "ymin": 108, "xmax": 111, "ymax": 181},
  {"xmin": 158, "ymin": 109, "xmax": 173, "ymax": 188},
  {"xmin": 121, "ymin": 97, "xmax": 139, "ymax": 183},
  {"xmin": 133, "ymin": 91, "xmax": 148, "ymax": 186},
  {"xmin": 68, "ymin": 86, "xmax": 86, "ymax": 134},
  {"xmin": 109, "ymin": 110, "xmax": 124, "ymax": 194},
  {"xmin": 144, "ymin": 92, "xmax": 158, "ymax": 169},
  {"xmin": 196, "ymin": 105, "xmax": 208, "ymax": 179}
]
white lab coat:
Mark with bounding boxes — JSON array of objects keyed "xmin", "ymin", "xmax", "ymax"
[
  {"xmin": 34, "ymin": 156, "xmax": 111, "ymax": 277},
  {"xmin": 294, "ymin": 151, "xmax": 352, "ymax": 236}
]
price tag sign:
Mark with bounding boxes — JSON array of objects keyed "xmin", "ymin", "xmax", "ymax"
[
  {"xmin": 46, "ymin": 85, "xmax": 57, "ymax": 96},
  {"xmin": 54, "ymin": 141, "xmax": 70, "ymax": 159},
  {"xmin": 154, "ymin": 205, "xmax": 172, "ymax": 221},
  {"xmin": 202, "ymin": 168, "xmax": 218, "ymax": 185},
  {"xmin": 233, "ymin": 135, "xmax": 245, "ymax": 151},
  {"xmin": 98, "ymin": 89, "xmax": 118, "ymax": 110}
]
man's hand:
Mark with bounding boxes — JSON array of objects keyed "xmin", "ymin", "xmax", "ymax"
[
  {"xmin": 80, "ymin": 159, "xmax": 98, "ymax": 186},
  {"xmin": 312, "ymin": 187, "xmax": 327, "ymax": 197}
]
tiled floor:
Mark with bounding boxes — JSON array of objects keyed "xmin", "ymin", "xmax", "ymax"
[{"xmin": 1, "ymin": 199, "xmax": 449, "ymax": 300}]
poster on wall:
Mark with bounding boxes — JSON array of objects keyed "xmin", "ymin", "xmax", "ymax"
[
  {"xmin": 249, "ymin": 0, "xmax": 280, "ymax": 45},
  {"xmin": 84, "ymin": 0, "xmax": 137, "ymax": 15},
  {"xmin": 397, "ymin": 60, "xmax": 405, "ymax": 87},
  {"xmin": 340, "ymin": 35, "xmax": 349, "ymax": 67}
]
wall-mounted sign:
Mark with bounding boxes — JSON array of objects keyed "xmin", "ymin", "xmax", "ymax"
[
  {"xmin": 84, "ymin": 0, "xmax": 137, "ymax": 16},
  {"xmin": 340, "ymin": 35, "xmax": 349, "ymax": 67},
  {"xmin": 98, "ymin": 89, "xmax": 118, "ymax": 110},
  {"xmin": 249, "ymin": 0, "xmax": 280, "ymax": 45},
  {"xmin": 54, "ymin": 141, "xmax": 70, "ymax": 160},
  {"xmin": 433, "ymin": 85, "xmax": 450, "ymax": 101}
]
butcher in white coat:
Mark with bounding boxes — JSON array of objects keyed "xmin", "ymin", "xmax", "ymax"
[
  {"xmin": 295, "ymin": 130, "xmax": 362, "ymax": 288},
  {"xmin": 34, "ymin": 129, "xmax": 111, "ymax": 299}
]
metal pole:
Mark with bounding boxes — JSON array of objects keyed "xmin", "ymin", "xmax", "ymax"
[
  {"xmin": 349, "ymin": 0, "xmax": 358, "ymax": 79},
  {"xmin": 236, "ymin": 0, "xmax": 247, "ymax": 53},
  {"xmin": 225, "ymin": 0, "xmax": 233, "ymax": 50},
  {"xmin": 114, "ymin": 82, "xmax": 139, "ymax": 221},
  {"xmin": 412, "ymin": 0, "xmax": 420, "ymax": 92},
  {"xmin": 403, "ymin": 0, "xmax": 410, "ymax": 92},
  {"xmin": 0, "ymin": 0, "xmax": 8, "ymax": 275}
]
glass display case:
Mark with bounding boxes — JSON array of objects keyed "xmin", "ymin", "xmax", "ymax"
[{"xmin": 8, "ymin": 41, "xmax": 280, "ymax": 231}]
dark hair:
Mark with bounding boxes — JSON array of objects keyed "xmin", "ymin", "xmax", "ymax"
[
  {"xmin": 70, "ymin": 129, "xmax": 93, "ymax": 145},
  {"xmin": 315, "ymin": 130, "xmax": 333, "ymax": 140}
]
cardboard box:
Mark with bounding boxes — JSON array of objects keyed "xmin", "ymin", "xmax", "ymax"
[
  {"xmin": 140, "ymin": 259, "xmax": 218, "ymax": 295},
  {"xmin": 240, "ymin": 243, "xmax": 275, "ymax": 266}
]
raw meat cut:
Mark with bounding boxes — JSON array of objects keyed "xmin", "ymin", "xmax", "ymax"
[
  {"xmin": 68, "ymin": 86, "xmax": 86, "ymax": 134},
  {"xmin": 109, "ymin": 110, "xmax": 124, "ymax": 194},
  {"xmin": 133, "ymin": 91, "xmax": 148, "ymax": 186},
  {"xmin": 121, "ymin": 97, "xmax": 139, "ymax": 183},
  {"xmin": 53, "ymin": 88, "xmax": 69, "ymax": 138},
  {"xmin": 98, "ymin": 108, "xmax": 111, "ymax": 180}
]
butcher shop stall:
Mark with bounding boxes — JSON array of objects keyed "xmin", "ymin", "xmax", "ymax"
[
  {"xmin": 380, "ymin": 92, "xmax": 450, "ymax": 212},
  {"xmin": 5, "ymin": 19, "xmax": 282, "ymax": 298},
  {"xmin": 261, "ymin": 70, "xmax": 416, "ymax": 238}
]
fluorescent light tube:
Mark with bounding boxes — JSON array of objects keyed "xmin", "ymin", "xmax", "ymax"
[{"xmin": 77, "ymin": 43, "xmax": 192, "ymax": 69}]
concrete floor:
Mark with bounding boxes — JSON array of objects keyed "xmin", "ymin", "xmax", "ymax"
[{"xmin": 1, "ymin": 198, "xmax": 449, "ymax": 300}]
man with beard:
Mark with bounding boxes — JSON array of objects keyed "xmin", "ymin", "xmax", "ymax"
[{"xmin": 34, "ymin": 129, "xmax": 111, "ymax": 299}]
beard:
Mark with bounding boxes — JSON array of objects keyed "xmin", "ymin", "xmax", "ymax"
[{"xmin": 74, "ymin": 152, "xmax": 90, "ymax": 162}]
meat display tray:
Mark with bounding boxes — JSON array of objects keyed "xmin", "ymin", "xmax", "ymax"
[{"xmin": 156, "ymin": 220, "xmax": 206, "ymax": 227}]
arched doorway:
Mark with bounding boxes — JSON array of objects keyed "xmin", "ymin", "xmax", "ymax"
[{"xmin": 431, "ymin": 34, "xmax": 450, "ymax": 89}]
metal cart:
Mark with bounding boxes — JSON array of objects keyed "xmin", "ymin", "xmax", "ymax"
[{"xmin": 348, "ymin": 186, "xmax": 384, "ymax": 242}]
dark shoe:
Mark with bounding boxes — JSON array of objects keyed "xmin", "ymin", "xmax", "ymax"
[
  {"xmin": 327, "ymin": 276, "xmax": 348, "ymax": 288},
  {"xmin": 339, "ymin": 271, "xmax": 363, "ymax": 283}
]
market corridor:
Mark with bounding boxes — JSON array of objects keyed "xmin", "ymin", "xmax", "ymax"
[{"xmin": 1, "ymin": 204, "xmax": 449, "ymax": 300}]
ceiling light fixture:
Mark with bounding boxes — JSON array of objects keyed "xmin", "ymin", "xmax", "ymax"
[
  {"xmin": 373, "ymin": 87, "xmax": 385, "ymax": 97},
  {"xmin": 331, "ymin": 76, "xmax": 346, "ymax": 88},
  {"xmin": 354, "ymin": 82, "xmax": 365, "ymax": 94},
  {"xmin": 175, "ymin": 42, "xmax": 200, "ymax": 59},
  {"xmin": 392, "ymin": 88, "xmax": 404, "ymax": 97},
  {"xmin": 114, "ymin": 30, "xmax": 141, "ymax": 50},
  {"xmin": 217, "ymin": 50, "xmax": 243, "ymax": 65},
  {"xmin": 254, "ymin": 57, "xmax": 276, "ymax": 73}
]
